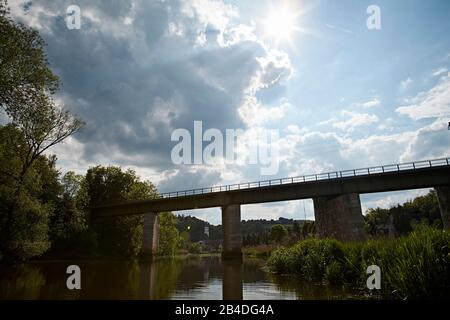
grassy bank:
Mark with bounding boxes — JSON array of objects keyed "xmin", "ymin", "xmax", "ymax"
[
  {"xmin": 267, "ymin": 226, "xmax": 450, "ymax": 299},
  {"xmin": 243, "ymin": 245, "xmax": 277, "ymax": 259}
]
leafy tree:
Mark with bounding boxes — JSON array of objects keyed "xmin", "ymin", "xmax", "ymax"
[
  {"xmin": 269, "ymin": 225, "xmax": 288, "ymax": 244},
  {"xmin": 158, "ymin": 212, "xmax": 181, "ymax": 256},
  {"xmin": 364, "ymin": 191, "xmax": 442, "ymax": 237},
  {"xmin": 0, "ymin": 0, "xmax": 58, "ymax": 117},
  {"xmin": 49, "ymin": 172, "xmax": 87, "ymax": 242},
  {"xmin": 292, "ymin": 221, "xmax": 301, "ymax": 236},
  {"xmin": 364, "ymin": 208, "xmax": 390, "ymax": 236},
  {"xmin": 301, "ymin": 221, "xmax": 315, "ymax": 239},
  {"xmin": 0, "ymin": 0, "xmax": 84, "ymax": 262},
  {"xmin": 0, "ymin": 125, "xmax": 60, "ymax": 261},
  {"xmin": 85, "ymin": 166, "xmax": 158, "ymax": 258}
]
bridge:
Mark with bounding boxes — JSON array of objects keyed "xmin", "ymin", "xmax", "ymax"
[{"xmin": 92, "ymin": 157, "xmax": 450, "ymax": 259}]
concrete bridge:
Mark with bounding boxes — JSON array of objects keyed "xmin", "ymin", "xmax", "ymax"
[{"xmin": 92, "ymin": 157, "xmax": 450, "ymax": 259}]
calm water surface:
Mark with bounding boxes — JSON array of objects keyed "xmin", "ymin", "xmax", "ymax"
[{"xmin": 0, "ymin": 256, "xmax": 362, "ymax": 299}]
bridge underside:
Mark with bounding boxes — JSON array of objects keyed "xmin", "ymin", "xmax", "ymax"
[
  {"xmin": 140, "ymin": 187, "xmax": 450, "ymax": 258},
  {"xmin": 90, "ymin": 165, "xmax": 450, "ymax": 259}
]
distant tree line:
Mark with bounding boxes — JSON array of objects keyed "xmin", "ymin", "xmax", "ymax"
[
  {"xmin": 176, "ymin": 215, "xmax": 316, "ymax": 248},
  {"xmin": 242, "ymin": 220, "xmax": 316, "ymax": 246}
]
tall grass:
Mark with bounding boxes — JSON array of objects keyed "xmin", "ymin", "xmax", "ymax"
[{"xmin": 267, "ymin": 226, "xmax": 450, "ymax": 299}]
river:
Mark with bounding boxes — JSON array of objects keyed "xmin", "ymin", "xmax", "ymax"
[{"xmin": 0, "ymin": 256, "xmax": 362, "ymax": 299}]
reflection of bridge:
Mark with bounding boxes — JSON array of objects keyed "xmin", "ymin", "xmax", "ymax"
[
  {"xmin": 92, "ymin": 158, "xmax": 450, "ymax": 258},
  {"xmin": 139, "ymin": 258, "xmax": 243, "ymax": 300}
]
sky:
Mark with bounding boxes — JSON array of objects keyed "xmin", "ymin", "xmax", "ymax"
[{"xmin": 7, "ymin": 0, "xmax": 450, "ymax": 224}]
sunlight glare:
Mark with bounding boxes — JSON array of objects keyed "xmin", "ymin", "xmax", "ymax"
[{"xmin": 263, "ymin": 4, "xmax": 299, "ymax": 43}]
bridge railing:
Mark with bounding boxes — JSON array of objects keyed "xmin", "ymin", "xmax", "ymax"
[{"xmin": 160, "ymin": 157, "xmax": 450, "ymax": 199}]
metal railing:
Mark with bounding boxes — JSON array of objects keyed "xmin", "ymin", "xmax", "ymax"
[{"xmin": 159, "ymin": 157, "xmax": 450, "ymax": 199}]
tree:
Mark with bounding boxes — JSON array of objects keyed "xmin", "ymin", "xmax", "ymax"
[
  {"xmin": 0, "ymin": 1, "xmax": 84, "ymax": 262},
  {"xmin": 292, "ymin": 221, "xmax": 301, "ymax": 236},
  {"xmin": 49, "ymin": 172, "xmax": 87, "ymax": 242},
  {"xmin": 85, "ymin": 166, "xmax": 158, "ymax": 258},
  {"xmin": 0, "ymin": 0, "xmax": 84, "ymax": 184},
  {"xmin": 0, "ymin": 0, "xmax": 58, "ymax": 118},
  {"xmin": 364, "ymin": 208, "xmax": 390, "ymax": 236},
  {"xmin": 0, "ymin": 125, "xmax": 60, "ymax": 261},
  {"xmin": 158, "ymin": 212, "xmax": 181, "ymax": 256},
  {"xmin": 301, "ymin": 221, "xmax": 315, "ymax": 238},
  {"xmin": 270, "ymin": 225, "xmax": 288, "ymax": 244}
]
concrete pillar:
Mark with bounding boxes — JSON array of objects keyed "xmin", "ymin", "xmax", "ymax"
[
  {"xmin": 222, "ymin": 259, "xmax": 243, "ymax": 300},
  {"xmin": 313, "ymin": 193, "xmax": 366, "ymax": 241},
  {"xmin": 142, "ymin": 212, "xmax": 159, "ymax": 256},
  {"xmin": 435, "ymin": 186, "xmax": 450, "ymax": 230},
  {"xmin": 221, "ymin": 204, "xmax": 242, "ymax": 259}
]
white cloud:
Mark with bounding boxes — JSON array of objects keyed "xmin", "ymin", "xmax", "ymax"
[
  {"xmin": 400, "ymin": 118, "xmax": 450, "ymax": 162},
  {"xmin": 238, "ymin": 96, "xmax": 287, "ymax": 126},
  {"xmin": 333, "ymin": 110, "xmax": 379, "ymax": 133},
  {"xmin": 396, "ymin": 72, "xmax": 450, "ymax": 120},
  {"xmin": 361, "ymin": 97, "xmax": 381, "ymax": 109},
  {"xmin": 400, "ymin": 77, "xmax": 413, "ymax": 91},
  {"xmin": 182, "ymin": 0, "xmax": 238, "ymax": 31},
  {"xmin": 432, "ymin": 67, "xmax": 448, "ymax": 77}
]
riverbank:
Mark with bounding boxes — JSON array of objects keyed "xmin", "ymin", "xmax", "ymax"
[{"xmin": 267, "ymin": 226, "xmax": 450, "ymax": 299}]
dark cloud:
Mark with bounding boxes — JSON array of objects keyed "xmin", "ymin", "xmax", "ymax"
[{"xmin": 12, "ymin": 0, "xmax": 279, "ymax": 172}]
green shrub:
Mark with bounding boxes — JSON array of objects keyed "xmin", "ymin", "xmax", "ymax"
[{"xmin": 267, "ymin": 227, "xmax": 450, "ymax": 299}]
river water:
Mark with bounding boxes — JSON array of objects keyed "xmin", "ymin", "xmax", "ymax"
[{"xmin": 0, "ymin": 256, "xmax": 362, "ymax": 299}]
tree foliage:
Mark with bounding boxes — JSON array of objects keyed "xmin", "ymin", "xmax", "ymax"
[
  {"xmin": 364, "ymin": 191, "xmax": 442, "ymax": 237},
  {"xmin": 269, "ymin": 224, "xmax": 288, "ymax": 244},
  {"xmin": 85, "ymin": 166, "xmax": 158, "ymax": 258},
  {"xmin": 0, "ymin": 1, "xmax": 83, "ymax": 262},
  {"xmin": 0, "ymin": 0, "xmax": 58, "ymax": 118},
  {"xmin": 158, "ymin": 212, "xmax": 181, "ymax": 256},
  {"xmin": 0, "ymin": 125, "xmax": 58, "ymax": 261}
]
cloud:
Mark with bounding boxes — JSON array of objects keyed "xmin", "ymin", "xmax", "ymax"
[
  {"xmin": 432, "ymin": 67, "xmax": 448, "ymax": 77},
  {"xmin": 156, "ymin": 166, "xmax": 223, "ymax": 193},
  {"xmin": 333, "ymin": 111, "xmax": 379, "ymax": 133},
  {"xmin": 325, "ymin": 23, "xmax": 352, "ymax": 35},
  {"xmin": 400, "ymin": 119, "xmax": 450, "ymax": 162},
  {"xmin": 10, "ymin": 0, "xmax": 293, "ymax": 176},
  {"xmin": 361, "ymin": 97, "xmax": 381, "ymax": 109},
  {"xmin": 396, "ymin": 72, "xmax": 450, "ymax": 120},
  {"xmin": 400, "ymin": 77, "xmax": 413, "ymax": 91}
]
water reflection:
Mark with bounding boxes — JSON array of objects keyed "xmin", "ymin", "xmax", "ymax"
[
  {"xmin": 222, "ymin": 259, "xmax": 243, "ymax": 300},
  {"xmin": 0, "ymin": 256, "xmax": 362, "ymax": 300}
]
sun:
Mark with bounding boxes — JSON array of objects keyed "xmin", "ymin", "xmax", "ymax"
[{"xmin": 262, "ymin": 4, "xmax": 300, "ymax": 44}]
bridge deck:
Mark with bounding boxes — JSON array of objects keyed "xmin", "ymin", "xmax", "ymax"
[{"xmin": 92, "ymin": 158, "xmax": 450, "ymax": 218}]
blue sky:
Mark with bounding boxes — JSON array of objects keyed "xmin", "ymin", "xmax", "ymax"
[{"xmin": 8, "ymin": 0, "xmax": 450, "ymax": 224}]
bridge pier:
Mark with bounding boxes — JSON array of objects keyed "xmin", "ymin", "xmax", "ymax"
[
  {"xmin": 435, "ymin": 186, "xmax": 450, "ymax": 230},
  {"xmin": 313, "ymin": 193, "xmax": 366, "ymax": 241},
  {"xmin": 221, "ymin": 204, "xmax": 242, "ymax": 259},
  {"xmin": 142, "ymin": 212, "xmax": 159, "ymax": 257}
]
